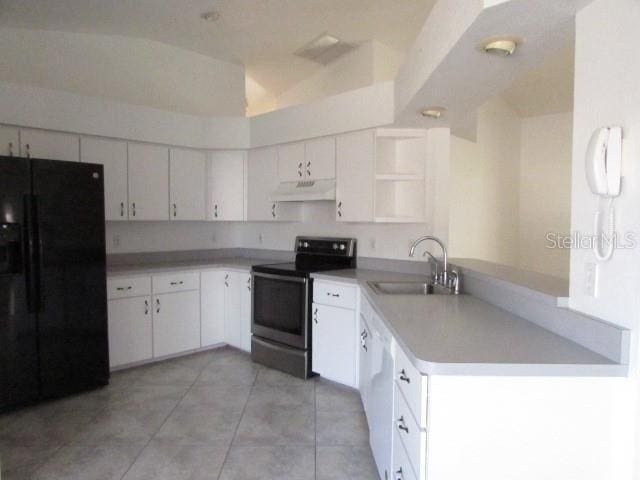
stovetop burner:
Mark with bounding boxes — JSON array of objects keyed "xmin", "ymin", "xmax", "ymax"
[{"xmin": 252, "ymin": 237, "xmax": 357, "ymax": 277}]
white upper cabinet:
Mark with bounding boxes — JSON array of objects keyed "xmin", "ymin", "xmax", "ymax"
[
  {"xmin": 336, "ymin": 130, "xmax": 375, "ymax": 222},
  {"xmin": 305, "ymin": 136, "xmax": 335, "ymax": 180},
  {"xmin": 80, "ymin": 137, "xmax": 129, "ymax": 221},
  {"xmin": 247, "ymin": 146, "xmax": 301, "ymax": 222},
  {"xmin": 128, "ymin": 143, "xmax": 169, "ymax": 221},
  {"xmin": 277, "ymin": 142, "xmax": 305, "ymax": 183},
  {"xmin": 169, "ymin": 148, "xmax": 206, "ymax": 221},
  {"xmin": 207, "ymin": 151, "xmax": 246, "ymax": 221},
  {"xmin": 20, "ymin": 129, "xmax": 79, "ymax": 162},
  {"xmin": 278, "ymin": 138, "xmax": 336, "ymax": 183},
  {"xmin": 0, "ymin": 125, "xmax": 19, "ymax": 157}
]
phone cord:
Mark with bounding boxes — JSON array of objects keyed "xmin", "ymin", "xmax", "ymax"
[{"xmin": 593, "ymin": 198, "xmax": 615, "ymax": 262}]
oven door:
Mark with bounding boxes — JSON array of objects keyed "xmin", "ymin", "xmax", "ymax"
[{"xmin": 252, "ymin": 271, "xmax": 309, "ymax": 350}]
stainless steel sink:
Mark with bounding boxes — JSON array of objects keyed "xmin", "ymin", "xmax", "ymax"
[{"xmin": 368, "ymin": 281, "xmax": 452, "ymax": 296}]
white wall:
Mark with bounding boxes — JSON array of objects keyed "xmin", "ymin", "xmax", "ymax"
[
  {"xmin": 449, "ymin": 96, "xmax": 521, "ymax": 265},
  {"xmin": 569, "ymin": 1, "xmax": 640, "ymax": 478},
  {"xmin": 0, "ymin": 28, "xmax": 246, "ymax": 117},
  {"xmin": 275, "ymin": 40, "xmax": 403, "ymax": 111},
  {"xmin": 519, "ymin": 112, "xmax": 573, "ymax": 278}
]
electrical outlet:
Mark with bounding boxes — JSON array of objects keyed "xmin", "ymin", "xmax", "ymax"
[
  {"xmin": 112, "ymin": 235, "xmax": 121, "ymax": 249},
  {"xmin": 584, "ymin": 262, "xmax": 599, "ymax": 297}
]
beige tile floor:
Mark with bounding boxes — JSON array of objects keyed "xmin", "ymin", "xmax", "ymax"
[{"xmin": 0, "ymin": 347, "xmax": 379, "ymax": 480}]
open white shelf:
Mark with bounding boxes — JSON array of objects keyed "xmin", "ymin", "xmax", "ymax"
[{"xmin": 374, "ymin": 129, "xmax": 427, "ymax": 223}]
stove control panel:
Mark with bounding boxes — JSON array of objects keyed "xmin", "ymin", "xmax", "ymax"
[{"xmin": 295, "ymin": 236, "xmax": 356, "ymax": 257}]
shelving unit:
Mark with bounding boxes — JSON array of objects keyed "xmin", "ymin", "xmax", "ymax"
[{"xmin": 374, "ymin": 129, "xmax": 428, "ymax": 223}]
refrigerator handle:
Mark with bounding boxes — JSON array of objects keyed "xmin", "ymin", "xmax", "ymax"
[{"xmin": 24, "ymin": 194, "xmax": 40, "ymax": 313}]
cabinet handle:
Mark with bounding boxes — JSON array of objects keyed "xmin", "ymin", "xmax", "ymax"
[
  {"xmin": 131, "ymin": 202, "xmax": 136, "ymax": 217},
  {"xmin": 326, "ymin": 292, "xmax": 340, "ymax": 298},
  {"xmin": 247, "ymin": 277, "xmax": 251, "ymax": 291},
  {"xmin": 337, "ymin": 201, "xmax": 342, "ymax": 218},
  {"xmin": 120, "ymin": 202, "xmax": 125, "ymax": 217},
  {"xmin": 169, "ymin": 281, "xmax": 184, "ymax": 286},
  {"xmin": 271, "ymin": 203, "xmax": 276, "ymax": 218},
  {"xmin": 397, "ymin": 416, "xmax": 409, "ymax": 434},
  {"xmin": 156, "ymin": 298, "xmax": 161, "ymax": 313},
  {"xmin": 313, "ymin": 307, "xmax": 318, "ymax": 324},
  {"xmin": 399, "ymin": 369, "xmax": 411, "ymax": 384},
  {"xmin": 144, "ymin": 300, "xmax": 149, "ymax": 315},
  {"xmin": 306, "ymin": 161, "xmax": 311, "ymax": 177},
  {"xmin": 214, "ymin": 204, "xmax": 218, "ymax": 218},
  {"xmin": 224, "ymin": 274, "xmax": 229, "ymax": 287},
  {"xmin": 173, "ymin": 203, "xmax": 177, "ymax": 218},
  {"xmin": 298, "ymin": 162, "xmax": 303, "ymax": 177},
  {"xmin": 116, "ymin": 286, "xmax": 132, "ymax": 291},
  {"xmin": 360, "ymin": 330, "xmax": 367, "ymax": 339},
  {"xmin": 25, "ymin": 143, "xmax": 30, "ymax": 158},
  {"xmin": 8, "ymin": 141, "xmax": 13, "ymax": 157},
  {"xmin": 395, "ymin": 467, "xmax": 405, "ymax": 480}
]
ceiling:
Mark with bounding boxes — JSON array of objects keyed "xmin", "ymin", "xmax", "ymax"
[
  {"xmin": 502, "ymin": 41, "xmax": 574, "ymax": 117},
  {"xmin": 0, "ymin": 0, "xmax": 437, "ymax": 96}
]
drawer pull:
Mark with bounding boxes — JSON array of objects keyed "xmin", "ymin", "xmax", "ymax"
[
  {"xmin": 313, "ymin": 308, "xmax": 318, "ymax": 324},
  {"xmin": 156, "ymin": 298, "xmax": 161, "ymax": 314},
  {"xmin": 116, "ymin": 286, "xmax": 132, "ymax": 291},
  {"xmin": 326, "ymin": 292, "xmax": 340, "ymax": 297},
  {"xmin": 144, "ymin": 300, "xmax": 149, "ymax": 315},
  {"xmin": 169, "ymin": 281, "xmax": 184, "ymax": 286},
  {"xmin": 399, "ymin": 369, "xmax": 411, "ymax": 384},
  {"xmin": 397, "ymin": 416, "xmax": 409, "ymax": 434},
  {"xmin": 395, "ymin": 467, "xmax": 405, "ymax": 480}
]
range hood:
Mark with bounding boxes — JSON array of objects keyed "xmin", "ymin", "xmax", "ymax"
[{"xmin": 270, "ymin": 179, "xmax": 336, "ymax": 202}]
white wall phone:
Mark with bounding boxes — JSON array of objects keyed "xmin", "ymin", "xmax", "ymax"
[{"xmin": 585, "ymin": 126, "xmax": 622, "ymax": 261}]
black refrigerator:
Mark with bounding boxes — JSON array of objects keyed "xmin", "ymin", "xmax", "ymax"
[{"xmin": 0, "ymin": 155, "xmax": 109, "ymax": 411}]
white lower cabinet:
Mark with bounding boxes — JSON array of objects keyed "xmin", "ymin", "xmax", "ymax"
[
  {"xmin": 312, "ymin": 303, "xmax": 357, "ymax": 387},
  {"xmin": 393, "ymin": 429, "xmax": 418, "ymax": 480},
  {"xmin": 152, "ymin": 290, "xmax": 201, "ymax": 358},
  {"xmin": 200, "ymin": 270, "xmax": 226, "ymax": 347},
  {"xmin": 107, "ymin": 296, "xmax": 153, "ymax": 368},
  {"xmin": 224, "ymin": 271, "xmax": 252, "ymax": 352}
]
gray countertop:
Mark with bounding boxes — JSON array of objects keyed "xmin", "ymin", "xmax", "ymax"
[
  {"xmin": 106, "ymin": 257, "xmax": 626, "ymax": 377},
  {"xmin": 312, "ymin": 269, "xmax": 625, "ymax": 377},
  {"xmin": 107, "ymin": 257, "xmax": 269, "ymax": 276}
]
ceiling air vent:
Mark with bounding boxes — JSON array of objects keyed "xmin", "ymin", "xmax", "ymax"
[{"xmin": 294, "ymin": 33, "xmax": 356, "ymax": 65}]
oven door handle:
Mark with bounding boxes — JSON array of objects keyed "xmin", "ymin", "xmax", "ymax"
[{"xmin": 252, "ymin": 272, "xmax": 308, "ymax": 284}]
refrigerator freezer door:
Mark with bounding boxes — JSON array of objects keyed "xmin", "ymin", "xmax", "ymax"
[
  {"xmin": 31, "ymin": 159, "xmax": 109, "ymax": 398},
  {"xmin": 0, "ymin": 156, "xmax": 39, "ymax": 410}
]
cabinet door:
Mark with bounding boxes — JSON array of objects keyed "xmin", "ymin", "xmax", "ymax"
[
  {"xmin": 107, "ymin": 296, "xmax": 153, "ymax": 368},
  {"xmin": 200, "ymin": 270, "xmax": 226, "ymax": 347},
  {"xmin": 305, "ymin": 136, "xmax": 336, "ymax": 180},
  {"xmin": 128, "ymin": 143, "xmax": 169, "ymax": 221},
  {"xmin": 358, "ymin": 313, "xmax": 372, "ymax": 415},
  {"xmin": 20, "ymin": 129, "xmax": 79, "ymax": 162},
  {"xmin": 153, "ymin": 291, "xmax": 201, "ymax": 358},
  {"xmin": 0, "ymin": 125, "xmax": 19, "ymax": 157},
  {"xmin": 312, "ymin": 303, "xmax": 357, "ymax": 387},
  {"xmin": 81, "ymin": 137, "xmax": 128, "ymax": 221},
  {"xmin": 336, "ymin": 130, "xmax": 375, "ymax": 222},
  {"xmin": 240, "ymin": 272, "xmax": 252, "ymax": 352},
  {"xmin": 208, "ymin": 151, "xmax": 245, "ymax": 221},
  {"xmin": 277, "ymin": 142, "xmax": 304, "ymax": 182},
  {"xmin": 246, "ymin": 146, "xmax": 301, "ymax": 222},
  {"xmin": 169, "ymin": 148, "xmax": 206, "ymax": 221},
  {"xmin": 224, "ymin": 272, "xmax": 242, "ymax": 349}
]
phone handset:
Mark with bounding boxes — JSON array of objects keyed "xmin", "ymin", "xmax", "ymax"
[{"xmin": 585, "ymin": 126, "xmax": 622, "ymax": 261}]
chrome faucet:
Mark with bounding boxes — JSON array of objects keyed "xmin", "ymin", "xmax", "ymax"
[{"xmin": 409, "ymin": 236, "xmax": 460, "ymax": 294}]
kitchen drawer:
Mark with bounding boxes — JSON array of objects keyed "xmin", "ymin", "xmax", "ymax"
[
  {"xmin": 107, "ymin": 276, "xmax": 151, "ymax": 299},
  {"xmin": 393, "ymin": 428, "xmax": 418, "ymax": 480},
  {"xmin": 152, "ymin": 271, "xmax": 200, "ymax": 294},
  {"xmin": 394, "ymin": 341, "xmax": 428, "ymax": 428},
  {"xmin": 394, "ymin": 382, "xmax": 427, "ymax": 480},
  {"xmin": 313, "ymin": 281, "xmax": 357, "ymax": 309}
]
